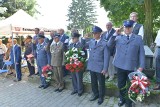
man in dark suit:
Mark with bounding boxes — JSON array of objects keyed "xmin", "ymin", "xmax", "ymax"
[
  {"xmin": 108, "ymin": 20, "xmax": 145, "ymax": 107},
  {"xmin": 87, "ymin": 26, "xmax": 110, "ymax": 105},
  {"xmin": 101, "ymin": 22, "xmax": 116, "ymax": 81},
  {"xmin": 24, "ymin": 36, "xmax": 35, "ymax": 77},
  {"xmin": 101, "ymin": 22, "xmax": 115, "ymax": 42},
  {"xmin": 10, "ymin": 39, "xmax": 22, "ymax": 81},
  {"xmin": 49, "ymin": 30, "xmax": 57, "ymax": 47},
  {"xmin": 130, "ymin": 12, "xmax": 144, "ymax": 38},
  {"xmin": 58, "ymin": 29, "xmax": 69, "ymax": 52},
  {"xmin": 58, "ymin": 29, "xmax": 69, "ymax": 76}
]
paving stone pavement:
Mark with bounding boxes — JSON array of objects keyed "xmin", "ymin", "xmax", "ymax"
[{"xmin": 0, "ymin": 77, "xmax": 159, "ymax": 107}]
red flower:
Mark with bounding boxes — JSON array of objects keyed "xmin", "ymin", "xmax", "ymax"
[
  {"xmin": 66, "ymin": 64, "xmax": 71, "ymax": 70},
  {"xmin": 78, "ymin": 62, "xmax": 84, "ymax": 68},
  {"xmin": 70, "ymin": 68, "xmax": 75, "ymax": 72},
  {"xmin": 42, "ymin": 65, "xmax": 53, "ymax": 78},
  {"xmin": 72, "ymin": 64, "xmax": 77, "ymax": 69},
  {"xmin": 135, "ymin": 89, "xmax": 139, "ymax": 94}
]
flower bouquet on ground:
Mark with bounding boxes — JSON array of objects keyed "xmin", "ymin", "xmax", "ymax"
[
  {"xmin": 26, "ymin": 54, "xmax": 34, "ymax": 66},
  {"xmin": 65, "ymin": 47, "xmax": 86, "ymax": 72},
  {"xmin": 128, "ymin": 71, "xmax": 151, "ymax": 103},
  {"xmin": 42, "ymin": 65, "xmax": 53, "ymax": 83}
]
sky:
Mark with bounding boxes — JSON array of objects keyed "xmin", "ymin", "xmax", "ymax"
[{"xmin": 35, "ymin": 0, "xmax": 109, "ymax": 30}]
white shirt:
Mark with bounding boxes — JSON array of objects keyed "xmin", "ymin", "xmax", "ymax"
[
  {"xmin": 0, "ymin": 43, "xmax": 7, "ymax": 54},
  {"xmin": 95, "ymin": 38, "xmax": 101, "ymax": 44},
  {"xmin": 39, "ymin": 42, "xmax": 45, "ymax": 47},
  {"xmin": 133, "ymin": 22, "xmax": 144, "ymax": 39},
  {"xmin": 154, "ymin": 30, "xmax": 160, "ymax": 46},
  {"xmin": 51, "ymin": 40, "xmax": 55, "ymax": 46},
  {"xmin": 105, "ymin": 29, "xmax": 112, "ymax": 38},
  {"xmin": 125, "ymin": 33, "xmax": 132, "ymax": 39},
  {"xmin": 13, "ymin": 44, "xmax": 16, "ymax": 48}
]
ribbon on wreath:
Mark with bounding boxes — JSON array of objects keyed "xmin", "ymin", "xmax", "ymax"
[{"xmin": 129, "ymin": 75, "xmax": 150, "ymax": 94}]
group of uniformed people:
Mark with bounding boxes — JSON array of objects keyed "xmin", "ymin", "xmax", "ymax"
[{"xmin": 9, "ymin": 11, "xmax": 160, "ymax": 107}]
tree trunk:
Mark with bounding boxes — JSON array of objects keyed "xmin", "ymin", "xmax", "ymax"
[{"xmin": 144, "ymin": 0, "xmax": 153, "ymax": 46}]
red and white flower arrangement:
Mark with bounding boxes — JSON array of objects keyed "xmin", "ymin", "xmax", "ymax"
[
  {"xmin": 26, "ymin": 54, "xmax": 34, "ymax": 66},
  {"xmin": 42, "ymin": 65, "xmax": 53, "ymax": 83},
  {"xmin": 128, "ymin": 71, "xmax": 151, "ymax": 103},
  {"xmin": 65, "ymin": 47, "xmax": 86, "ymax": 72}
]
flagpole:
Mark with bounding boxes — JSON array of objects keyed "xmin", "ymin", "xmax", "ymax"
[{"xmin": 10, "ymin": 24, "xmax": 17, "ymax": 79}]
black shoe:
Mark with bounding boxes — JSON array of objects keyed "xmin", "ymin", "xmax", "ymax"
[
  {"xmin": 98, "ymin": 98, "xmax": 104, "ymax": 105},
  {"xmin": 153, "ymin": 84, "xmax": 160, "ymax": 90},
  {"xmin": 38, "ymin": 85, "xmax": 44, "ymax": 88},
  {"xmin": 35, "ymin": 72, "xmax": 39, "ymax": 75},
  {"xmin": 43, "ymin": 85, "xmax": 49, "ymax": 89},
  {"xmin": 89, "ymin": 95, "xmax": 99, "ymax": 101},
  {"xmin": 54, "ymin": 88, "xmax": 59, "ymax": 92},
  {"xmin": 71, "ymin": 91, "xmax": 78, "ymax": 95},
  {"xmin": 118, "ymin": 100, "xmax": 125, "ymax": 106},
  {"xmin": 78, "ymin": 92, "xmax": 83, "ymax": 97},
  {"xmin": 58, "ymin": 88, "xmax": 64, "ymax": 92},
  {"xmin": 13, "ymin": 79, "xmax": 21, "ymax": 82},
  {"xmin": 28, "ymin": 74, "xmax": 32, "ymax": 77},
  {"xmin": 8, "ymin": 72, "xmax": 13, "ymax": 75},
  {"xmin": 18, "ymin": 79, "xmax": 21, "ymax": 81}
]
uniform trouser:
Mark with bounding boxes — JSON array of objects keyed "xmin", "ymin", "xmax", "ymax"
[
  {"xmin": 71, "ymin": 71, "xmax": 83, "ymax": 94},
  {"xmin": 90, "ymin": 71, "xmax": 105, "ymax": 99},
  {"xmin": 117, "ymin": 68, "xmax": 133, "ymax": 107},
  {"xmin": 14, "ymin": 63, "xmax": 22, "ymax": 80},
  {"xmin": 27, "ymin": 61, "xmax": 35, "ymax": 75},
  {"xmin": 38, "ymin": 66, "xmax": 48, "ymax": 86},
  {"xmin": 155, "ymin": 47, "xmax": 160, "ymax": 84},
  {"xmin": 53, "ymin": 66, "xmax": 64, "ymax": 89},
  {"xmin": 108, "ymin": 56, "xmax": 116, "ymax": 77},
  {"xmin": 0, "ymin": 54, "xmax": 4, "ymax": 69}
]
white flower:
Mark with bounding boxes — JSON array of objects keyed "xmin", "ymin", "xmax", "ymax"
[
  {"xmin": 136, "ymin": 94, "xmax": 144, "ymax": 102},
  {"xmin": 81, "ymin": 51, "xmax": 85, "ymax": 56},
  {"xmin": 147, "ymin": 91, "xmax": 150, "ymax": 96},
  {"xmin": 72, "ymin": 54, "xmax": 78, "ymax": 59},
  {"xmin": 65, "ymin": 51, "xmax": 69, "ymax": 55},
  {"xmin": 47, "ymin": 72, "xmax": 52, "ymax": 75},
  {"xmin": 72, "ymin": 48, "xmax": 78, "ymax": 52},
  {"xmin": 136, "ymin": 96, "xmax": 142, "ymax": 102}
]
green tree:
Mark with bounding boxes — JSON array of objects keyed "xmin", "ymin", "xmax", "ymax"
[
  {"xmin": 67, "ymin": 0, "xmax": 97, "ymax": 33},
  {"xmin": 100, "ymin": 0, "xmax": 160, "ymax": 45},
  {"xmin": 0, "ymin": 0, "xmax": 39, "ymax": 18}
]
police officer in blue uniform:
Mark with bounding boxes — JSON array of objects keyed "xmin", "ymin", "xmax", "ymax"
[
  {"xmin": 87, "ymin": 26, "xmax": 110, "ymax": 105},
  {"xmin": 108, "ymin": 20, "xmax": 145, "ymax": 107},
  {"xmin": 36, "ymin": 34, "xmax": 51, "ymax": 89},
  {"xmin": 69, "ymin": 33, "xmax": 84, "ymax": 97}
]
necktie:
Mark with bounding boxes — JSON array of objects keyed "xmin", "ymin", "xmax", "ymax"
[
  {"xmin": 95, "ymin": 41, "xmax": 97, "ymax": 45},
  {"xmin": 127, "ymin": 35, "xmax": 130, "ymax": 40},
  {"xmin": 107, "ymin": 31, "xmax": 110, "ymax": 35},
  {"xmin": 73, "ymin": 43, "xmax": 76, "ymax": 47},
  {"xmin": 56, "ymin": 43, "xmax": 57, "ymax": 46}
]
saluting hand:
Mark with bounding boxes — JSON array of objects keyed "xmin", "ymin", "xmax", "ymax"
[{"xmin": 115, "ymin": 26, "xmax": 123, "ymax": 35}]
